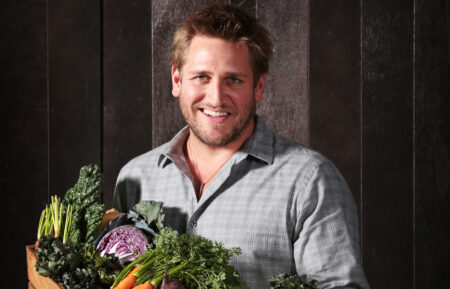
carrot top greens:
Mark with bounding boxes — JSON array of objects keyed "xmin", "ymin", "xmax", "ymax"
[{"xmin": 113, "ymin": 227, "xmax": 248, "ymax": 289}]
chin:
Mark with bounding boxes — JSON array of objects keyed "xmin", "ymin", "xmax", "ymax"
[
  {"xmin": 196, "ymin": 132, "xmax": 234, "ymax": 147},
  {"xmin": 194, "ymin": 124, "xmax": 244, "ymax": 147}
]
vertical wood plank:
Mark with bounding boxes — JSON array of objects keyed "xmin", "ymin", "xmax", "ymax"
[
  {"xmin": 103, "ymin": 0, "xmax": 152, "ymax": 208},
  {"xmin": 257, "ymin": 0, "xmax": 309, "ymax": 145},
  {"xmin": 151, "ymin": 0, "xmax": 205, "ymax": 147},
  {"xmin": 414, "ymin": 0, "xmax": 450, "ymax": 287},
  {"xmin": 309, "ymin": 0, "xmax": 361, "ymax": 208},
  {"xmin": 48, "ymin": 0, "xmax": 102, "ymax": 197},
  {"xmin": 0, "ymin": 1, "xmax": 48, "ymax": 288},
  {"xmin": 361, "ymin": 1, "xmax": 414, "ymax": 288}
]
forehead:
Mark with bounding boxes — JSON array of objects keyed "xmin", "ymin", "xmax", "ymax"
[{"xmin": 183, "ymin": 35, "xmax": 252, "ymax": 72}]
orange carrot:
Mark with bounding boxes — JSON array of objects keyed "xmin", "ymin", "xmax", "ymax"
[
  {"xmin": 113, "ymin": 265, "xmax": 142, "ymax": 289},
  {"xmin": 113, "ymin": 265, "xmax": 143, "ymax": 289},
  {"xmin": 132, "ymin": 283, "xmax": 153, "ymax": 289},
  {"xmin": 128, "ymin": 265, "xmax": 142, "ymax": 276},
  {"xmin": 113, "ymin": 274, "xmax": 136, "ymax": 289}
]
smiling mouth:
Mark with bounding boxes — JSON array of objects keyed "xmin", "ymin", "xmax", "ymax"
[{"xmin": 202, "ymin": 108, "xmax": 230, "ymax": 117}]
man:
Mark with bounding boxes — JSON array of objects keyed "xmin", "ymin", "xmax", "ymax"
[{"xmin": 114, "ymin": 2, "xmax": 369, "ymax": 288}]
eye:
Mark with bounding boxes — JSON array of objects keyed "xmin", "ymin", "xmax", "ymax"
[
  {"xmin": 229, "ymin": 76, "xmax": 241, "ymax": 84},
  {"xmin": 195, "ymin": 75, "xmax": 208, "ymax": 81}
]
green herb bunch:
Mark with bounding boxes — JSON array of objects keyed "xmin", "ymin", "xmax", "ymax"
[
  {"xmin": 113, "ymin": 227, "xmax": 248, "ymax": 289},
  {"xmin": 35, "ymin": 235, "xmax": 122, "ymax": 289},
  {"xmin": 269, "ymin": 273, "xmax": 318, "ymax": 289}
]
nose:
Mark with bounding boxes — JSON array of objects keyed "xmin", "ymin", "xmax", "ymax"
[{"xmin": 206, "ymin": 79, "xmax": 226, "ymax": 107}]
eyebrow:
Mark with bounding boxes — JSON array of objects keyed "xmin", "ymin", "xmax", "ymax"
[
  {"xmin": 186, "ymin": 70, "xmax": 250, "ymax": 79},
  {"xmin": 227, "ymin": 72, "xmax": 249, "ymax": 79},
  {"xmin": 186, "ymin": 70, "xmax": 211, "ymax": 76}
]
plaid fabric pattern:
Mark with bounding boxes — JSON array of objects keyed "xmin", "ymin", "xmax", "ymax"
[{"xmin": 114, "ymin": 116, "xmax": 369, "ymax": 289}]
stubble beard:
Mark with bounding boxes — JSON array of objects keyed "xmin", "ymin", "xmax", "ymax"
[{"xmin": 180, "ymin": 98, "xmax": 256, "ymax": 147}]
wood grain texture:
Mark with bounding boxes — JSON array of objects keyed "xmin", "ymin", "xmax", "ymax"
[
  {"xmin": 257, "ymin": 0, "xmax": 309, "ymax": 145},
  {"xmin": 414, "ymin": 0, "xmax": 450, "ymax": 287},
  {"xmin": 0, "ymin": 2, "xmax": 48, "ymax": 288},
  {"xmin": 361, "ymin": 0, "xmax": 414, "ymax": 287},
  {"xmin": 48, "ymin": 0, "xmax": 102, "ymax": 197},
  {"xmin": 151, "ymin": 0, "xmax": 204, "ymax": 147},
  {"xmin": 103, "ymin": 0, "xmax": 153, "ymax": 208},
  {"xmin": 309, "ymin": 0, "xmax": 361, "ymax": 207}
]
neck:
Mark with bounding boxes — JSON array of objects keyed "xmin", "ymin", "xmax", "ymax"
[{"xmin": 185, "ymin": 119, "xmax": 255, "ymax": 197}]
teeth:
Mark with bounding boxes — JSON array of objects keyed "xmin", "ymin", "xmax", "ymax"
[{"xmin": 203, "ymin": 109, "xmax": 229, "ymax": 117}]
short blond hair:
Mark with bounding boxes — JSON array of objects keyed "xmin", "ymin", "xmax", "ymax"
[{"xmin": 170, "ymin": 2, "xmax": 273, "ymax": 85}]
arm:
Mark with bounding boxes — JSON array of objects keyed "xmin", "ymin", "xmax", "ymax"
[{"xmin": 293, "ymin": 159, "xmax": 369, "ymax": 289}]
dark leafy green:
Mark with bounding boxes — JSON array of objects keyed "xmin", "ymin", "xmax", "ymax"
[
  {"xmin": 35, "ymin": 235, "xmax": 122, "ymax": 289},
  {"xmin": 269, "ymin": 273, "xmax": 318, "ymax": 289},
  {"xmin": 62, "ymin": 164, "xmax": 104, "ymax": 244},
  {"xmin": 85, "ymin": 203, "xmax": 104, "ymax": 243}
]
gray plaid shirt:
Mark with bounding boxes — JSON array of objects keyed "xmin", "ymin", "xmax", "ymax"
[{"xmin": 114, "ymin": 116, "xmax": 369, "ymax": 289}]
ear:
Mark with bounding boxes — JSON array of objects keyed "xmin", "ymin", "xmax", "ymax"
[
  {"xmin": 254, "ymin": 74, "xmax": 266, "ymax": 103},
  {"xmin": 171, "ymin": 65, "xmax": 181, "ymax": 98}
]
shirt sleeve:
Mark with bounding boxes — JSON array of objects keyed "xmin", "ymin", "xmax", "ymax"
[{"xmin": 293, "ymin": 158, "xmax": 370, "ymax": 289}]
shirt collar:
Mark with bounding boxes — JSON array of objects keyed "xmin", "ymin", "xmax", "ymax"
[
  {"xmin": 239, "ymin": 115, "xmax": 274, "ymax": 164},
  {"xmin": 158, "ymin": 115, "xmax": 274, "ymax": 168},
  {"xmin": 159, "ymin": 126, "xmax": 190, "ymax": 168}
]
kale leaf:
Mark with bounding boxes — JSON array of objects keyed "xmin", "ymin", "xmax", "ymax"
[
  {"xmin": 35, "ymin": 235, "xmax": 122, "ymax": 289},
  {"xmin": 63, "ymin": 164, "xmax": 104, "ymax": 244}
]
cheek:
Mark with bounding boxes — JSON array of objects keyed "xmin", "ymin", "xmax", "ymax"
[
  {"xmin": 181, "ymin": 83, "xmax": 205, "ymax": 101},
  {"xmin": 179, "ymin": 88, "xmax": 201, "ymax": 113},
  {"xmin": 231, "ymin": 90, "xmax": 255, "ymax": 107}
]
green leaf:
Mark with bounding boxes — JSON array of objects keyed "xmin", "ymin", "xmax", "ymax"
[
  {"xmin": 269, "ymin": 273, "xmax": 318, "ymax": 289},
  {"xmin": 62, "ymin": 164, "xmax": 104, "ymax": 244},
  {"xmin": 85, "ymin": 203, "xmax": 105, "ymax": 243},
  {"xmin": 35, "ymin": 235, "xmax": 122, "ymax": 288},
  {"xmin": 129, "ymin": 200, "xmax": 164, "ymax": 228},
  {"xmin": 129, "ymin": 227, "xmax": 248, "ymax": 289}
]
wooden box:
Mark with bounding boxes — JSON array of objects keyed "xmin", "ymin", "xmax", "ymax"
[
  {"xmin": 25, "ymin": 210, "xmax": 122, "ymax": 289},
  {"xmin": 26, "ymin": 245, "xmax": 64, "ymax": 289}
]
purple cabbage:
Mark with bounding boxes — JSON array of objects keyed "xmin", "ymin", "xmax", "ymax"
[
  {"xmin": 94, "ymin": 201, "xmax": 164, "ymax": 264},
  {"xmin": 96, "ymin": 225, "xmax": 148, "ymax": 263}
]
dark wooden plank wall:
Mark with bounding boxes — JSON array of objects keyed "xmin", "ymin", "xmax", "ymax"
[
  {"xmin": 103, "ymin": 0, "xmax": 153, "ymax": 206},
  {"xmin": 48, "ymin": 0, "xmax": 102, "ymax": 197},
  {"xmin": 1, "ymin": 0, "xmax": 449, "ymax": 288},
  {"xmin": 257, "ymin": 0, "xmax": 309, "ymax": 145},
  {"xmin": 414, "ymin": 0, "xmax": 450, "ymax": 287},
  {"xmin": 361, "ymin": 1, "xmax": 414, "ymax": 287},
  {"xmin": 1, "ymin": 1, "xmax": 49, "ymax": 288},
  {"xmin": 309, "ymin": 0, "xmax": 361, "ymax": 210}
]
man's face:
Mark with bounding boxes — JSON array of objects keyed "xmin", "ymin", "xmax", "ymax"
[{"xmin": 171, "ymin": 35, "xmax": 265, "ymax": 147}]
